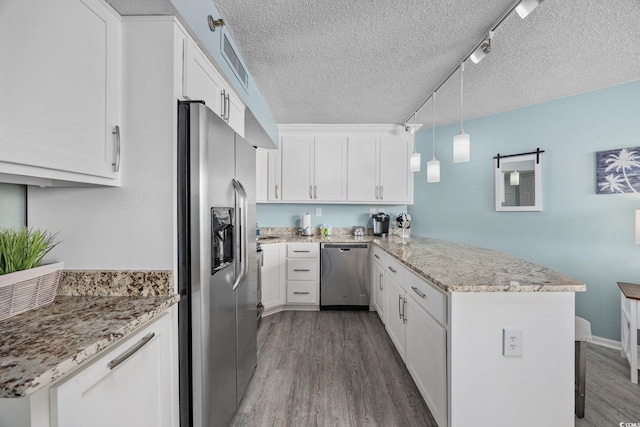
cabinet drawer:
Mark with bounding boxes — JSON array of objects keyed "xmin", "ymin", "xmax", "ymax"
[
  {"xmin": 385, "ymin": 255, "xmax": 406, "ymax": 284},
  {"xmin": 406, "ymin": 270, "xmax": 447, "ymax": 325},
  {"xmin": 287, "ymin": 243, "xmax": 319, "ymax": 258},
  {"xmin": 372, "ymin": 245, "xmax": 385, "ymax": 266},
  {"xmin": 286, "ymin": 281, "xmax": 317, "ymax": 304},
  {"xmin": 287, "ymin": 259, "xmax": 317, "ymax": 280}
]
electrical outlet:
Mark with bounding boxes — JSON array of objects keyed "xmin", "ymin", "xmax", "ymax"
[
  {"xmin": 502, "ymin": 328, "xmax": 523, "ymax": 357},
  {"xmin": 316, "ymin": 208, "xmax": 322, "ymax": 217},
  {"xmin": 369, "ymin": 208, "xmax": 376, "ymax": 215},
  {"xmin": 378, "ymin": 208, "xmax": 385, "ymax": 213}
]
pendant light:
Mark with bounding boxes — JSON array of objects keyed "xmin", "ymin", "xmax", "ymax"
[
  {"xmin": 510, "ymin": 168, "xmax": 520, "ymax": 185},
  {"xmin": 427, "ymin": 92, "xmax": 440, "ymax": 183},
  {"xmin": 409, "ymin": 112, "xmax": 421, "ymax": 172},
  {"xmin": 453, "ymin": 61, "xmax": 470, "ymax": 163}
]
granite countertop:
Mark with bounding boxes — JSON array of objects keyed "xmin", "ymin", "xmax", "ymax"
[
  {"xmin": 0, "ymin": 271, "xmax": 179, "ymax": 398},
  {"xmin": 259, "ymin": 232, "xmax": 586, "ymax": 293}
]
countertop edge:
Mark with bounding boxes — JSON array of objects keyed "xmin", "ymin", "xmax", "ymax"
[{"xmin": 4, "ymin": 294, "xmax": 180, "ymax": 399}]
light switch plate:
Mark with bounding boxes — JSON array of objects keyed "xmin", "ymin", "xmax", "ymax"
[{"xmin": 315, "ymin": 208, "xmax": 322, "ymax": 216}]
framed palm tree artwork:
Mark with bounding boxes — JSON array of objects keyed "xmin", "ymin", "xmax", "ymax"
[{"xmin": 597, "ymin": 147, "xmax": 640, "ymax": 194}]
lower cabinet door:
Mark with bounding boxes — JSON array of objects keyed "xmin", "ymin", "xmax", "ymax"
[
  {"xmin": 261, "ymin": 243, "xmax": 286, "ymax": 310},
  {"xmin": 373, "ymin": 261, "xmax": 386, "ymax": 324},
  {"xmin": 384, "ymin": 277, "xmax": 406, "ymax": 360},
  {"xmin": 405, "ymin": 300, "xmax": 447, "ymax": 427},
  {"xmin": 50, "ymin": 313, "xmax": 172, "ymax": 427}
]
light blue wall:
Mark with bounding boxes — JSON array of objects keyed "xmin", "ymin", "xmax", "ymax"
[
  {"xmin": 409, "ymin": 80, "xmax": 640, "ymax": 341},
  {"xmin": 0, "ymin": 184, "xmax": 26, "ymax": 229},
  {"xmin": 170, "ymin": 0, "xmax": 278, "ymax": 145},
  {"xmin": 257, "ymin": 203, "xmax": 408, "ymax": 230}
]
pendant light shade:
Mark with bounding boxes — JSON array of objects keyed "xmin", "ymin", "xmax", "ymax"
[
  {"xmin": 453, "ymin": 62, "xmax": 470, "ymax": 163},
  {"xmin": 410, "ymin": 152, "xmax": 421, "ymax": 172},
  {"xmin": 427, "ymin": 92, "xmax": 440, "ymax": 183},
  {"xmin": 427, "ymin": 158, "xmax": 440, "ymax": 183},
  {"xmin": 453, "ymin": 132, "xmax": 470, "ymax": 163},
  {"xmin": 510, "ymin": 170, "xmax": 520, "ymax": 186}
]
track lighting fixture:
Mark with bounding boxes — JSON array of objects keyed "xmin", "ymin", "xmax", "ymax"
[
  {"xmin": 516, "ymin": 0, "xmax": 544, "ymax": 19},
  {"xmin": 470, "ymin": 32, "xmax": 494, "ymax": 64}
]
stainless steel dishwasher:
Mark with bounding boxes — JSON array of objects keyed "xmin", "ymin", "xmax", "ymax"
[{"xmin": 320, "ymin": 243, "xmax": 370, "ymax": 310}]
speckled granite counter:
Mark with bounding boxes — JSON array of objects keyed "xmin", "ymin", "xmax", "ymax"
[
  {"xmin": 0, "ymin": 271, "xmax": 179, "ymax": 398},
  {"xmin": 260, "ymin": 233, "xmax": 586, "ymax": 293}
]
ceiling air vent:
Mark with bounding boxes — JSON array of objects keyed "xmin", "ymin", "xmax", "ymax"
[{"xmin": 222, "ymin": 34, "xmax": 249, "ymax": 89}]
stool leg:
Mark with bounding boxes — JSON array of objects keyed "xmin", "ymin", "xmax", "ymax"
[
  {"xmin": 632, "ymin": 300, "xmax": 638, "ymax": 384},
  {"xmin": 575, "ymin": 341, "xmax": 587, "ymax": 418}
]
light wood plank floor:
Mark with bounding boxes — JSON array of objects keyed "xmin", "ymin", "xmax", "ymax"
[
  {"xmin": 232, "ymin": 311, "xmax": 640, "ymax": 427},
  {"xmin": 231, "ymin": 310, "xmax": 437, "ymax": 427},
  {"xmin": 575, "ymin": 343, "xmax": 640, "ymax": 427}
]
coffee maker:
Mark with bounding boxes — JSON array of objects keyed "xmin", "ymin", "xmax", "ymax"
[{"xmin": 372, "ymin": 213, "xmax": 390, "ymax": 236}]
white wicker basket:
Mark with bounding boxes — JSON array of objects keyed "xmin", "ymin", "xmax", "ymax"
[{"xmin": 0, "ymin": 262, "xmax": 64, "ymax": 321}]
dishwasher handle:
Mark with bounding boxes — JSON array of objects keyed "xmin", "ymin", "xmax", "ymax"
[{"xmin": 320, "ymin": 243, "xmax": 369, "ymax": 249}]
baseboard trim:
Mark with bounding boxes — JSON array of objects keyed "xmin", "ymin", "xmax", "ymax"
[{"xmin": 591, "ymin": 335, "xmax": 622, "ymax": 350}]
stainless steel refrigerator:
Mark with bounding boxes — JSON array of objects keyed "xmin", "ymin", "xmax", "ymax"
[{"xmin": 177, "ymin": 101, "xmax": 257, "ymax": 427}]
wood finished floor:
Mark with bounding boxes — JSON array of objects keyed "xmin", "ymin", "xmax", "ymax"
[
  {"xmin": 231, "ymin": 311, "xmax": 640, "ymax": 427},
  {"xmin": 231, "ymin": 310, "xmax": 437, "ymax": 427}
]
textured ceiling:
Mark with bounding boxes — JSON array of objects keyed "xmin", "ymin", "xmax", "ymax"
[{"xmin": 213, "ymin": 0, "xmax": 640, "ymax": 127}]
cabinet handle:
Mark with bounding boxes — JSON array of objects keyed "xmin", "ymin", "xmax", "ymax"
[
  {"xmin": 375, "ymin": 185, "xmax": 379, "ymax": 200},
  {"xmin": 402, "ymin": 297, "xmax": 407, "ymax": 324},
  {"xmin": 108, "ymin": 332, "xmax": 155, "ymax": 370},
  {"xmin": 275, "ymin": 184, "xmax": 279, "ymax": 199},
  {"xmin": 293, "ymin": 250, "xmax": 310, "ymax": 253},
  {"xmin": 293, "ymin": 291, "xmax": 310, "ymax": 295},
  {"xmin": 309, "ymin": 185, "xmax": 313, "ymax": 199},
  {"xmin": 379, "ymin": 273, "xmax": 384, "ymax": 290},
  {"xmin": 388, "ymin": 266, "xmax": 397, "ymax": 274},
  {"xmin": 374, "ymin": 254, "xmax": 380, "ymax": 259},
  {"xmin": 225, "ymin": 93, "xmax": 230, "ymax": 122},
  {"xmin": 398, "ymin": 294, "xmax": 403, "ymax": 320},
  {"xmin": 411, "ymin": 286, "xmax": 426, "ymax": 299},
  {"xmin": 112, "ymin": 125, "xmax": 121, "ymax": 172},
  {"xmin": 294, "ymin": 269, "xmax": 310, "ymax": 272},
  {"xmin": 314, "ymin": 185, "xmax": 317, "ymax": 199},
  {"xmin": 220, "ymin": 90, "xmax": 226, "ymax": 120},
  {"xmin": 380, "ymin": 185, "xmax": 384, "ymax": 200}
]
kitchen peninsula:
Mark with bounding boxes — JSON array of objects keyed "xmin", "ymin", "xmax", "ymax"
[{"xmin": 260, "ymin": 231, "xmax": 585, "ymax": 427}]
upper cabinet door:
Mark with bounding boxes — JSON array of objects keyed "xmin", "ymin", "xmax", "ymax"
[
  {"xmin": 0, "ymin": 0, "xmax": 121, "ymax": 185},
  {"xmin": 267, "ymin": 147, "xmax": 282, "ymax": 201},
  {"xmin": 347, "ymin": 137, "xmax": 379, "ymax": 202},
  {"xmin": 256, "ymin": 148, "xmax": 269, "ymax": 202},
  {"xmin": 281, "ymin": 136, "xmax": 313, "ymax": 201},
  {"xmin": 183, "ymin": 40, "xmax": 224, "ymax": 117},
  {"xmin": 379, "ymin": 137, "xmax": 413, "ymax": 203},
  {"xmin": 314, "ymin": 137, "xmax": 347, "ymax": 202}
]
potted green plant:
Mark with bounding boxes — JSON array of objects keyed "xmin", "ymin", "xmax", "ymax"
[{"xmin": 0, "ymin": 227, "xmax": 62, "ymax": 321}]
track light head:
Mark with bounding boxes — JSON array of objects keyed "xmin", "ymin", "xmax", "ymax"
[
  {"xmin": 516, "ymin": 0, "xmax": 543, "ymax": 19},
  {"xmin": 470, "ymin": 35, "xmax": 492, "ymax": 64}
]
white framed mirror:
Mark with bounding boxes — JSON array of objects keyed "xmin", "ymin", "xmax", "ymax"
[{"xmin": 495, "ymin": 152, "xmax": 542, "ymax": 211}]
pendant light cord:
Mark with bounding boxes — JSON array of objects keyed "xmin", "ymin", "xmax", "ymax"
[
  {"xmin": 460, "ymin": 62, "xmax": 464, "ymax": 132},
  {"xmin": 432, "ymin": 91, "xmax": 436, "ymax": 158}
]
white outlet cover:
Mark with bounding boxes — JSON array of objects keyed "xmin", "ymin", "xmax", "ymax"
[
  {"xmin": 502, "ymin": 328, "xmax": 523, "ymax": 357},
  {"xmin": 316, "ymin": 208, "xmax": 322, "ymax": 216}
]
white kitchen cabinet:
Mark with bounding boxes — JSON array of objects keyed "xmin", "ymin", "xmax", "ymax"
[
  {"xmin": 280, "ymin": 136, "xmax": 347, "ymax": 202},
  {"xmin": 256, "ymin": 148, "xmax": 269, "ymax": 202},
  {"xmin": 50, "ymin": 313, "xmax": 173, "ymax": 427},
  {"xmin": 371, "ymin": 250, "xmax": 386, "ymax": 324},
  {"xmin": 406, "ymin": 298, "xmax": 447, "ymax": 427},
  {"xmin": 347, "ymin": 136, "xmax": 413, "ymax": 203},
  {"xmin": 183, "ymin": 38, "xmax": 245, "ymax": 137},
  {"xmin": 385, "ymin": 274, "xmax": 407, "ymax": 360},
  {"xmin": 261, "ymin": 243, "xmax": 286, "ymax": 312},
  {"xmin": 285, "ymin": 243, "xmax": 319, "ymax": 306},
  {"xmin": 256, "ymin": 147, "xmax": 282, "ymax": 203},
  {"xmin": 0, "ymin": 0, "xmax": 122, "ymax": 186}
]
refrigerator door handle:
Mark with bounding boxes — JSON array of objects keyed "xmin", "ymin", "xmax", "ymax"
[{"xmin": 232, "ymin": 179, "xmax": 249, "ymax": 291}]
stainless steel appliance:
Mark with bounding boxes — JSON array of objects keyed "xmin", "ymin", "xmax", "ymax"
[
  {"xmin": 320, "ymin": 243, "xmax": 370, "ymax": 310},
  {"xmin": 372, "ymin": 213, "xmax": 390, "ymax": 236},
  {"xmin": 177, "ymin": 101, "xmax": 257, "ymax": 427}
]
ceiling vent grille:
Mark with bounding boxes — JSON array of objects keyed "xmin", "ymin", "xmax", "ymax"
[{"xmin": 222, "ymin": 34, "xmax": 249, "ymax": 89}]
